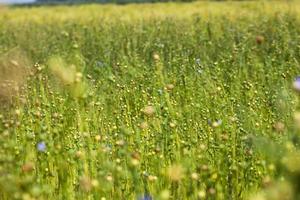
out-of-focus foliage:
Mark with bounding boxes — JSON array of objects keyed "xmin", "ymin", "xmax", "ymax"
[{"xmin": 249, "ymin": 80, "xmax": 300, "ymax": 200}]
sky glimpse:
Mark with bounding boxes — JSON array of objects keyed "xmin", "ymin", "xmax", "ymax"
[{"xmin": 0, "ymin": 0, "xmax": 35, "ymax": 4}]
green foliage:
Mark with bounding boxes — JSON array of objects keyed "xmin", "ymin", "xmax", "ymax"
[{"xmin": 1, "ymin": 2, "xmax": 300, "ymax": 200}]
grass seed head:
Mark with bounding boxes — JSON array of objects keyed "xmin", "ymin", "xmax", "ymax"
[
  {"xmin": 95, "ymin": 135, "xmax": 101, "ymax": 141},
  {"xmin": 165, "ymin": 84, "xmax": 174, "ymax": 91},
  {"xmin": 198, "ymin": 190, "xmax": 206, "ymax": 199},
  {"xmin": 160, "ymin": 190, "xmax": 170, "ymax": 200},
  {"xmin": 208, "ymin": 188, "xmax": 216, "ymax": 195},
  {"xmin": 106, "ymin": 175, "xmax": 113, "ymax": 182},
  {"xmin": 153, "ymin": 53, "xmax": 160, "ymax": 61},
  {"xmin": 21, "ymin": 162, "xmax": 35, "ymax": 173},
  {"xmin": 169, "ymin": 122, "xmax": 176, "ymax": 128},
  {"xmin": 91, "ymin": 179, "xmax": 99, "ymax": 188},
  {"xmin": 75, "ymin": 150, "xmax": 85, "ymax": 159},
  {"xmin": 167, "ymin": 164, "xmax": 184, "ymax": 182},
  {"xmin": 191, "ymin": 172, "xmax": 199, "ymax": 180},
  {"xmin": 131, "ymin": 158, "xmax": 140, "ymax": 166},
  {"xmin": 142, "ymin": 105, "xmax": 155, "ymax": 117},
  {"xmin": 139, "ymin": 121, "xmax": 149, "ymax": 129},
  {"xmin": 212, "ymin": 120, "xmax": 222, "ymax": 128},
  {"xmin": 148, "ymin": 175, "xmax": 158, "ymax": 182},
  {"xmin": 79, "ymin": 176, "xmax": 93, "ymax": 192},
  {"xmin": 273, "ymin": 122, "xmax": 285, "ymax": 133},
  {"xmin": 256, "ymin": 35, "xmax": 265, "ymax": 44}
]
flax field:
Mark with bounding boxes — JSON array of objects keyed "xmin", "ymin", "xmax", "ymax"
[{"xmin": 1, "ymin": 1, "xmax": 300, "ymax": 200}]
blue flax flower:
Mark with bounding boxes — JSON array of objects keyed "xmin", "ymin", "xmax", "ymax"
[{"xmin": 37, "ymin": 141, "xmax": 46, "ymax": 152}]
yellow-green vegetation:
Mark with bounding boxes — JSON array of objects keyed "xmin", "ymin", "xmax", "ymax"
[
  {"xmin": 1, "ymin": 1, "xmax": 300, "ymax": 200},
  {"xmin": 1, "ymin": 1, "xmax": 300, "ymax": 23}
]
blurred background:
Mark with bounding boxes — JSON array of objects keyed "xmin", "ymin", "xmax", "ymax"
[
  {"xmin": 0, "ymin": 0, "xmax": 35, "ymax": 3},
  {"xmin": 0, "ymin": 0, "xmax": 199, "ymax": 5}
]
